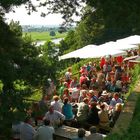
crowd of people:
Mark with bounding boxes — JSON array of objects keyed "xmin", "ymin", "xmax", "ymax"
[{"xmin": 12, "ymin": 52, "xmax": 136, "ymax": 140}]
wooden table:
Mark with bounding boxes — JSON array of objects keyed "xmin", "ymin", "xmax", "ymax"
[{"xmin": 53, "ymin": 125, "xmax": 90, "ymax": 140}]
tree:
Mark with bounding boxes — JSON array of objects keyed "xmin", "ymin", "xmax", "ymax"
[
  {"xmin": 58, "ymin": 26, "xmax": 67, "ymax": 33},
  {"xmin": 49, "ymin": 30, "xmax": 56, "ymax": 36},
  {"xmin": 0, "ymin": 18, "xmax": 57, "ymax": 138}
]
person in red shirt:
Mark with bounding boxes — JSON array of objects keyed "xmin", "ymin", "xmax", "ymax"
[{"xmin": 79, "ymin": 73, "xmax": 88, "ymax": 86}]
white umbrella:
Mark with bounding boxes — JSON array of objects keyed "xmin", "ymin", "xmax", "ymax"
[
  {"xmin": 116, "ymin": 35, "xmax": 140, "ymax": 45},
  {"xmin": 59, "ymin": 45, "xmax": 97, "ymax": 60},
  {"xmin": 115, "ymin": 43, "xmax": 138, "ymax": 50}
]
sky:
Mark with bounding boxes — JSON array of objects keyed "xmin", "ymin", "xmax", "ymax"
[
  {"xmin": 5, "ymin": 5, "xmax": 64, "ymax": 26},
  {"xmin": 5, "ymin": 0, "xmax": 81, "ymax": 26}
]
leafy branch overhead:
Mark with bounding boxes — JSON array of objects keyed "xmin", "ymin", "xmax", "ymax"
[{"xmin": 0, "ymin": 0, "xmax": 86, "ymax": 24}]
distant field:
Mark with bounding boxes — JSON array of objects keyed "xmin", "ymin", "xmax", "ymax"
[{"xmin": 23, "ymin": 31, "xmax": 67, "ymax": 41}]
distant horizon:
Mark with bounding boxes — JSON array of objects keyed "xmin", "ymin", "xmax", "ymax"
[{"xmin": 21, "ymin": 24, "xmax": 61, "ymax": 27}]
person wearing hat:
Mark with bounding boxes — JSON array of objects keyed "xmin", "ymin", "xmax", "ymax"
[
  {"xmin": 99, "ymin": 90, "xmax": 110, "ymax": 109},
  {"xmin": 89, "ymin": 90, "xmax": 98, "ymax": 103}
]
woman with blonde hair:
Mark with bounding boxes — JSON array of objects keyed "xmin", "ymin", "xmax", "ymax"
[{"xmin": 110, "ymin": 103, "xmax": 122, "ymax": 127}]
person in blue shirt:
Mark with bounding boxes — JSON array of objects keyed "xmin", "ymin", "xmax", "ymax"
[{"xmin": 62, "ymin": 97, "xmax": 74, "ymax": 120}]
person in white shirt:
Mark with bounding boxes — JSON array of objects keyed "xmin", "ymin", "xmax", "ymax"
[
  {"xmin": 110, "ymin": 93, "xmax": 123, "ymax": 108},
  {"xmin": 20, "ymin": 117, "xmax": 36, "ymax": 140},
  {"xmin": 34, "ymin": 119, "xmax": 54, "ymax": 140},
  {"xmin": 65, "ymin": 67, "xmax": 72, "ymax": 82},
  {"xmin": 51, "ymin": 95, "xmax": 62, "ymax": 112},
  {"xmin": 43, "ymin": 105, "xmax": 65, "ymax": 128}
]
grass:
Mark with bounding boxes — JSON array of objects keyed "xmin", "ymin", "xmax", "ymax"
[{"xmin": 23, "ymin": 31, "xmax": 67, "ymax": 41}]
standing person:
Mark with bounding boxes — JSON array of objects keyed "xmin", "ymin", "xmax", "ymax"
[
  {"xmin": 71, "ymin": 84, "xmax": 80, "ymax": 103},
  {"xmin": 59, "ymin": 82, "xmax": 68, "ymax": 99},
  {"xmin": 34, "ymin": 119, "xmax": 54, "ymax": 140},
  {"xmin": 42, "ymin": 78, "xmax": 56, "ymax": 100},
  {"xmin": 65, "ymin": 67, "xmax": 72, "ymax": 87},
  {"xmin": 46, "ymin": 78, "xmax": 56, "ymax": 100},
  {"xmin": 70, "ymin": 77, "xmax": 79, "ymax": 88},
  {"xmin": 86, "ymin": 126, "xmax": 103, "ymax": 140},
  {"xmin": 20, "ymin": 117, "xmax": 36, "ymax": 140},
  {"xmin": 79, "ymin": 73, "xmax": 88, "ymax": 86}
]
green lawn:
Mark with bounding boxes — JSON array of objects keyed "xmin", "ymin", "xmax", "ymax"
[{"xmin": 23, "ymin": 31, "xmax": 67, "ymax": 41}]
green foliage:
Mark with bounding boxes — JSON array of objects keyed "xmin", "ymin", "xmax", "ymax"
[
  {"xmin": 9, "ymin": 20, "xmax": 23, "ymax": 37},
  {"xmin": 0, "ymin": 89, "xmax": 32, "ymax": 139},
  {"xmin": 58, "ymin": 26, "xmax": 67, "ymax": 33},
  {"xmin": 49, "ymin": 30, "xmax": 56, "ymax": 36},
  {"xmin": 0, "ymin": 18, "xmax": 59, "ymax": 138},
  {"xmin": 0, "ymin": 0, "xmax": 28, "ymax": 11},
  {"xmin": 13, "ymin": 80, "xmax": 29, "ymax": 91},
  {"xmin": 59, "ymin": 30, "xmax": 79, "ymax": 54},
  {"xmin": 0, "ymin": 80, "xmax": 3, "ymax": 92}
]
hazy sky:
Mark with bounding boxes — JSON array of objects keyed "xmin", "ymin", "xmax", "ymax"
[
  {"xmin": 5, "ymin": 4, "xmax": 65, "ymax": 25},
  {"xmin": 5, "ymin": 0, "xmax": 81, "ymax": 26}
]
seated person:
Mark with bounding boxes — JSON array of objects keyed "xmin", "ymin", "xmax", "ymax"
[
  {"xmin": 86, "ymin": 126, "xmax": 103, "ymax": 140},
  {"xmin": 43, "ymin": 105, "xmax": 65, "ymax": 128},
  {"xmin": 89, "ymin": 90, "xmax": 98, "ymax": 103},
  {"xmin": 87, "ymin": 102, "xmax": 100, "ymax": 126},
  {"xmin": 72, "ymin": 128, "xmax": 86, "ymax": 140},
  {"xmin": 12, "ymin": 120, "xmax": 22, "ymax": 140},
  {"xmin": 110, "ymin": 103, "xmax": 122, "ymax": 127},
  {"xmin": 62, "ymin": 97, "xmax": 74, "ymax": 121},
  {"xmin": 34, "ymin": 119, "xmax": 54, "ymax": 140},
  {"xmin": 76, "ymin": 98, "xmax": 89, "ymax": 122},
  {"xmin": 110, "ymin": 93, "xmax": 123, "ymax": 109},
  {"xmin": 51, "ymin": 95, "xmax": 62, "ymax": 113},
  {"xmin": 20, "ymin": 116, "xmax": 36, "ymax": 140},
  {"xmin": 98, "ymin": 104, "xmax": 110, "ymax": 130}
]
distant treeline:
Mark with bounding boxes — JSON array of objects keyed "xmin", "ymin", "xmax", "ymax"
[{"xmin": 22, "ymin": 25, "xmax": 75, "ymax": 33}]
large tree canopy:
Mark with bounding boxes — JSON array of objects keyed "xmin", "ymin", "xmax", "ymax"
[{"xmin": 1, "ymin": 0, "xmax": 140, "ymax": 36}]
